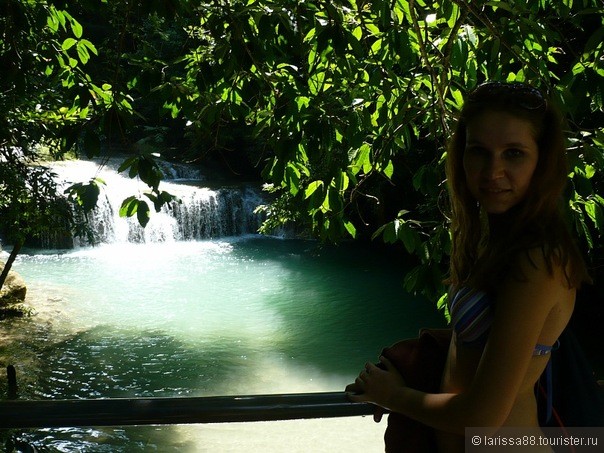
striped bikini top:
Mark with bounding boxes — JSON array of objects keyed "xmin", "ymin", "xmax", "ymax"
[
  {"xmin": 449, "ymin": 287, "xmax": 493, "ymax": 344},
  {"xmin": 449, "ymin": 287, "xmax": 554, "ymax": 356}
]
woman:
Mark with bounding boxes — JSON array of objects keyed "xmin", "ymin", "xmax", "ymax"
[{"xmin": 347, "ymin": 82, "xmax": 591, "ymax": 451}]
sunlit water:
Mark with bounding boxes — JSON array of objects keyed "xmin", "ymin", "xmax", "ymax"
[{"xmin": 1, "ymin": 236, "xmax": 445, "ymax": 452}]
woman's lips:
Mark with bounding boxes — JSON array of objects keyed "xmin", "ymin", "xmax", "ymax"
[{"xmin": 480, "ymin": 187, "xmax": 511, "ymax": 193}]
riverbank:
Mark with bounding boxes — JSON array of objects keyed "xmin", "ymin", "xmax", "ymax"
[{"xmin": 0, "ymin": 284, "xmax": 81, "ymax": 399}]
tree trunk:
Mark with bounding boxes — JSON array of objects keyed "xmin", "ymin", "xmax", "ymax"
[{"xmin": 0, "ymin": 240, "xmax": 23, "ymax": 292}]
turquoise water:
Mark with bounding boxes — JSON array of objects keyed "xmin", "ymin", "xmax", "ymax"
[{"xmin": 1, "ymin": 236, "xmax": 445, "ymax": 452}]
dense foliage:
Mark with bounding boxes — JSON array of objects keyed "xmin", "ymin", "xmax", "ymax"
[
  {"xmin": 0, "ymin": 1, "xmax": 111, "ymax": 287},
  {"xmin": 1, "ymin": 0, "xmax": 603, "ymax": 304}
]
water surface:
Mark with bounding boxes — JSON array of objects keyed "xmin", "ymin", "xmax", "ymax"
[{"xmin": 1, "ymin": 236, "xmax": 445, "ymax": 452}]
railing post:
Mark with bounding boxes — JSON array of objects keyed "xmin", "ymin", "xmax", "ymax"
[{"xmin": 6, "ymin": 365, "xmax": 17, "ymax": 399}]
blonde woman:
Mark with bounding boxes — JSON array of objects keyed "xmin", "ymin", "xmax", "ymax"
[{"xmin": 347, "ymin": 82, "xmax": 591, "ymax": 452}]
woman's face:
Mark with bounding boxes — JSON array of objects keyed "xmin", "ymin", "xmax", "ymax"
[{"xmin": 463, "ymin": 111, "xmax": 539, "ymax": 214}]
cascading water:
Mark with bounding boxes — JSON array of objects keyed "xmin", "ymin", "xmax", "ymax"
[{"xmin": 50, "ymin": 158, "xmax": 265, "ymax": 246}]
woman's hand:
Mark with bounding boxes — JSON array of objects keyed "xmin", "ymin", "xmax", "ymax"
[
  {"xmin": 344, "ymin": 379, "xmax": 386, "ymax": 423},
  {"xmin": 345, "ymin": 356, "xmax": 407, "ymax": 419}
]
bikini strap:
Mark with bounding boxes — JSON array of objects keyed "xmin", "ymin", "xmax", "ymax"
[
  {"xmin": 533, "ymin": 339, "xmax": 559, "ymax": 356},
  {"xmin": 535, "ymin": 340, "xmax": 560, "ymax": 424}
]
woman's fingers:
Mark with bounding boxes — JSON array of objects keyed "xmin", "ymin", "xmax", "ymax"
[
  {"xmin": 373, "ymin": 406, "xmax": 385, "ymax": 423},
  {"xmin": 344, "ymin": 382, "xmax": 358, "ymax": 393},
  {"xmin": 378, "ymin": 355, "xmax": 394, "ymax": 371}
]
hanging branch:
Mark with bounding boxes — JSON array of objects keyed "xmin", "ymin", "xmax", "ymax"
[{"xmin": 408, "ymin": 0, "xmax": 451, "ymax": 138}]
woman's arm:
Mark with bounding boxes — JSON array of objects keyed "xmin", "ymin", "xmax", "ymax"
[{"xmin": 348, "ymin": 249, "xmax": 570, "ymax": 434}]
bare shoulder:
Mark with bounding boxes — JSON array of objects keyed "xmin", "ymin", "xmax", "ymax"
[
  {"xmin": 497, "ymin": 246, "xmax": 576, "ymax": 352},
  {"xmin": 513, "ymin": 246, "xmax": 572, "ymax": 288},
  {"xmin": 495, "ymin": 246, "xmax": 574, "ymax": 316}
]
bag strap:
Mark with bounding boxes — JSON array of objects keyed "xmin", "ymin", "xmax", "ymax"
[{"xmin": 537, "ymin": 384, "xmax": 577, "ymax": 453}]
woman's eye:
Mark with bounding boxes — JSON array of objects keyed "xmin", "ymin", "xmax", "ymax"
[{"xmin": 505, "ymin": 148, "xmax": 525, "ymax": 159}]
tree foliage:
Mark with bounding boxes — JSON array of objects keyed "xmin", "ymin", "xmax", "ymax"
[
  {"xmin": 1, "ymin": 1, "xmax": 99, "ymax": 287},
  {"xmin": 0, "ymin": 0, "xmax": 602, "ymax": 303},
  {"xmin": 157, "ymin": 0, "xmax": 604, "ymax": 300}
]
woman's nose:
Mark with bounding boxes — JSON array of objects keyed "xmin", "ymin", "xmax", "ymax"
[{"xmin": 483, "ymin": 156, "xmax": 505, "ymax": 180}]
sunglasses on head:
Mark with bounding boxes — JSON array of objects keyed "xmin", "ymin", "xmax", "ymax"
[{"xmin": 466, "ymin": 81, "xmax": 547, "ymax": 111}]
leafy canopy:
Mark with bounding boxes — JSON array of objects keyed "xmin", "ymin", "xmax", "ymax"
[
  {"xmin": 1, "ymin": 0, "xmax": 602, "ymax": 305},
  {"xmin": 157, "ymin": 0, "xmax": 603, "ymax": 301}
]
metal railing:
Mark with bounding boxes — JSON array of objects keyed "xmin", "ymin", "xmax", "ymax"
[{"xmin": 0, "ymin": 392, "xmax": 375, "ymax": 429}]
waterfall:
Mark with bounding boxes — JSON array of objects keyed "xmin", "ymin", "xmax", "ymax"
[{"xmin": 50, "ymin": 159, "xmax": 264, "ymax": 246}]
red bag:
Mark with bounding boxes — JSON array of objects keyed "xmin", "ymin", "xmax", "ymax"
[{"xmin": 380, "ymin": 328, "xmax": 452, "ymax": 452}]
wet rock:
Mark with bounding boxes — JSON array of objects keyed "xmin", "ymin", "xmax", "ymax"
[{"xmin": 0, "ymin": 262, "xmax": 27, "ymax": 303}]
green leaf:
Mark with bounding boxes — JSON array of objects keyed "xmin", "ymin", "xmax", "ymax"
[
  {"xmin": 296, "ymin": 96, "xmax": 310, "ymax": 111},
  {"xmin": 81, "ymin": 39, "xmax": 98, "ymax": 55},
  {"xmin": 383, "ymin": 222, "xmax": 397, "ymax": 243},
  {"xmin": 62, "ymin": 38, "xmax": 77, "ymax": 51},
  {"xmin": 320, "ymin": 189, "xmax": 331, "ymax": 213},
  {"xmin": 449, "ymin": 87, "xmax": 464, "ymax": 110},
  {"xmin": 119, "ymin": 196, "xmax": 139, "ymax": 217},
  {"xmin": 344, "ymin": 221, "xmax": 357, "ymax": 238},
  {"xmin": 396, "ymin": 220, "xmax": 417, "ymax": 253},
  {"xmin": 584, "ymin": 165, "xmax": 596, "ymax": 179},
  {"xmin": 305, "ymin": 180, "xmax": 324, "ymax": 199},
  {"xmin": 77, "ymin": 41, "xmax": 90, "ymax": 64},
  {"xmin": 158, "ymin": 191, "xmax": 177, "ymax": 211},
  {"xmin": 118, "ymin": 156, "xmax": 137, "ymax": 174},
  {"xmin": 52, "ymin": 8, "xmax": 67, "ymax": 30},
  {"xmin": 137, "ymin": 200, "xmax": 151, "ymax": 227},
  {"xmin": 137, "ymin": 157, "xmax": 162, "ymax": 190},
  {"xmin": 47, "ymin": 14, "xmax": 59, "ymax": 32},
  {"xmin": 437, "ymin": 293, "xmax": 450, "ymax": 321},
  {"xmin": 71, "ymin": 18, "xmax": 83, "ymax": 38},
  {"xmin": 64, "ymin": 180, "xmax": 101, "ymax": 212},
  {"xmin": 585, "ymin": 199, "xmax": 604, "ymax": 229},
  {"xmin": 383, "ymin": 160, "xmax": 394, "ymax": 179},
  {"xmin": 350, "ymin": 144, "xmax": 371, "ymax": 175},
  {"xmin": 371, "ymin": 38, "xmax": 383, "ymax": 54},
  {"xmin": 285, "ymin": 164, "xmax": 301, "ymax": 196},
  {"xmin": 372, "ymin": 223, "xmax": 386, "ymax": 241}
]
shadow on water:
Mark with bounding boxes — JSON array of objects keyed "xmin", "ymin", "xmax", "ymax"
[
  {"xmin": 227, "ymin": 237, "xmax": 447, "ymax": 375},
  {"xmin": 1, "ymin": 324, "xmax": 292, "ymax": 452},
  {"xmin": 34, "ymin": 326, "xmax": 241, "ymax": 400}
]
